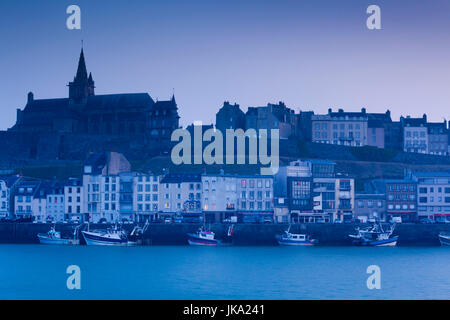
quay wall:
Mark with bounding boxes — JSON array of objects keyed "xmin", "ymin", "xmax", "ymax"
[{"xmin": 0, "ymin": 223, "xmax": 449, "ymax": 246}]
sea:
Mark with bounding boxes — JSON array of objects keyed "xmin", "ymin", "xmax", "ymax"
[{"xmin": 0, "ymin": 245, "xmax": 449, "ymax": 300}]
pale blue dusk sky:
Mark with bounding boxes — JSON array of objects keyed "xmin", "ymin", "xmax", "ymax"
[{"xmin": 0, "ymin": 0, "xmax": 450, "ymax": 129}]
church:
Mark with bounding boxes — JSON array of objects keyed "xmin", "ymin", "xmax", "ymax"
[{"xmin": 10, "ymin": 49, "xmax": 180, "ymax": 140}]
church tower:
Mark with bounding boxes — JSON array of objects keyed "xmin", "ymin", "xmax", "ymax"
[{"xmin": 68, "ymin": 48, "xmax": 95, "ymax": 103}]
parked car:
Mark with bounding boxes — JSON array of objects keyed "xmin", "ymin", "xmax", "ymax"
[
  {"xmin": 420, "ymin": 218, "xmax": 435, "ymax": 224},
  {"xmin": 263, "ymin": 217, "xmax": 273, "ymax": 224},
  {"xmin": 164, "ymin": 218, "xmax": 172, "ymax": 224},
  {"xmin": 390, "ymin": 217, "xmax": 402, "ymax": 224}
]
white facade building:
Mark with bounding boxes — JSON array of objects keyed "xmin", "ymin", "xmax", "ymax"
[
  {"xmin": 0, "ymin": 176, "xmax": 20, "ymax": 218},
  {"xmin": 64, "ymin": 178, "xmax": 83, "ymax": 222},
  {"xmin": 159, "ymin": 173, "xmax": 202, "ymax": 216},
  {"xmin": 83, "ymin": 152, "xmax": 131, "ymax": 223},
  {"xmin": 236, "ymin": 175, "xmax": 274, "ymax": 222},
  {"xmin": 14, "ymin": 179, "xmax": 41, "ymax": 220},
  {"xmin": 413, "ymin": 172, "xmax": 450, "ymax": 223},
  {"xmin": 133, "ymin": 173, "xmax": 160, "ymax": 221},
  {"xmin": 202, "ymin": 173, "xmax": 238, "ymax": 222},
  {"xmin": 45, "ymin": 182, "xmax": 65, "ymax": 223}
]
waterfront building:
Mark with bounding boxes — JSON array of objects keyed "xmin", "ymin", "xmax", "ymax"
[
  {"xmin": 371, "ymin": 179, "xmax": 417, "ymax": 222},
  {"xmin": 236, "ymin": 175, "xmax": 274, "ymax": 222},
  {"xmin": 64, "ymin": 178, "xmax": 83, "ymax": 222},
  {"xmin": 411, "ymin": 171, "xmax": 450, "ymax": 223},
  {"xmin": 274, "ymin": 159, "xmax": 340, "ymax": 223},
  {"xmin": 82, "ymin": 151, "xmax": 132, "ymax": 223},
  {"xmin": 201, "ymin": 172, "xmax": 238, "ymax": 223},
  {"xmin": 273, "ymin": 197, "xmax": 289, "ymax": 223},
  {"xmin": 159, "ymin": 173, "xmax": 202, "ymax": 217},
  {"xmin": 215, "ymin": 101, "xmax": 246, "ymax": 134},
  {"xmin": 245, "ymin": 102, "xmax": 298, "ymax": 139},
  {"xmin": 44, "ymin": 181, "xmax": 65, "ymax": 223},
  {"xmin": 401, "ymin": 115, "xmax": 428, "ymax": 154},
  {"xmin": 0, "ymin": 175, "xmax": 21, "ymax": 218},
  {"xmin": 13, "ymin": 179, "xmax": 41, "ymax": 220},
  {"xmin": 133, "ymin": 172, "xmax": 160, "ymax": 222},
  {"xmin": 354, "ymin": 193, "xmax": 386, "ymax": 222},
  {"xmin": 312, "ymin": 176, "xmax": 355, "ymax": 223}
]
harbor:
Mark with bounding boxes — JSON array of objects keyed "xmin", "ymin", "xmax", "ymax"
[
  {"xmin": 1, "ymin": 222, "xmax": 450, "ymax": 246},
  {"xmin": 0, "ymin": 244, "xmax": 449, "ymax": 300}
]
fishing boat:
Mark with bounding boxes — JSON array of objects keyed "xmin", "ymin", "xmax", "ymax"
[
  {"xmin": 349, "ymin": 222, "xmax": 398, "ymax": 246},
  {"xmin": 187, "ymin": 227, "xmax": 220, "ymax": 246},
  {"xmin": 127, "ymin": 220, "xmax": 150, "ymax": 246},
  {"xmin": 38, "ymin": 226, "xmax": 80, "ymax": 245},
  {"xmin": 438, "ymin": 233, "xmax": 450, "ymax": 246},
  {"xmin": 82, "ymin": 225, "xmax": 129, "ymax": 246},
  {"xmin": 276, "ymin": 226, "xmax": 318, "ymax": 246}
]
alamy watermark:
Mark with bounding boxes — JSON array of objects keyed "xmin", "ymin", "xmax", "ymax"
[
  {"xmin": 171, "ymin": 123, "xmax": 279, "ymax": 175},
  {"xmin": 366, "ymin": 265, "xmax": 381, "ymax": 290},
  {"xmin": 66, "ymin": 5, "xmax": 81, "ymax": 30},
  {"xmin": 366, "ymin": 5, "xmax": 381, "ymax": 30},
  {"xmin": 66, "ymin": 265, "xmax": 81, "ymax": 290}
]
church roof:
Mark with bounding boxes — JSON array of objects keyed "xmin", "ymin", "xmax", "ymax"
[
  {"xmin": 24, "ymin": 98, "xmax": 70, "ymax": 112},
  {"xmin": 85, "ymin": 93, "xmax": 155, "ymax": 110},
  {"xmin": 153, "ymin": 95, "xmax": 177, "ymax": 110}
]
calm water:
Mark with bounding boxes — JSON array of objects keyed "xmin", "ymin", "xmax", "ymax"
[{"xmin": 0, "ymin": 245, "xmax": 449, "ymax": 300}]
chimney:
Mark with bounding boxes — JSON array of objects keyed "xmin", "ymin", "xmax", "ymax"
[
  {"xmin": 27, "ymin": 92, "xmax": 34, "ymax": 104},
  {"xmin": 328, "ymin": 108, "xmax": 332, "ymax": 114},
  {"xmin": 361, "ymin": 107, "xmax": 366, "ymax": 114},
  {"xmin": 423, "ymin": 114, "xmax": 427, "ymax": 122}
]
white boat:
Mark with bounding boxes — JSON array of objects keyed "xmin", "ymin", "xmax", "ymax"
[
  {"xmin": 187, "ymin": 228, "xmax": 220, "ymax": 246},
  {"xmin": 438, "ymin": 233, "xmax": 450, "ymax": 246},
  {"xmin": 276, "ymin": 226, "xmax": 318, "ymax": 246},
  {"xmin": 82, "ymin": 225, "xmax": 129, "ymax": 246},
  {"xmin": 38, "ymin": 226, "xmax": 80, "ymax": 245},
  {"xmin": 349, "ymin": 222, "xmax": 398, "ymax": 247}
]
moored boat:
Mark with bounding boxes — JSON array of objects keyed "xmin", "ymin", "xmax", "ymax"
[
  {"xmin": 38, "ymin": 226, "xmax": 80, "ymax": 245},
  {"xmin": 276, "ymin": 226, "xmax": 318, "ymax": 246},
  {"xmin": 82, "ymin": 225, "xmax": 129, "ymax": 246},
  {"xmin": 438, "ymin": 233, "xmax": 450, "ymax": 246},
  {"xmin": 187, "ymin": 228, "xmax": 220, "ymax": 246},
  {"xmin": 349, "ymin": 222, "xmax": 398, "ymax": 247}
]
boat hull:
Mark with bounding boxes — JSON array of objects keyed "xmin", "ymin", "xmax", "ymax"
[
  {"xmin": 275, "ymin": 234, "xmax": 317, "ymax": 246},
  {"xmin": 353, "ymin": 235, "xmax": 398, "ymax": 247},
  {"xmin": 277, "ymin": 240, "xmax": 315, "ymax": 246},
  {"xmin": 38, "ymin": 234, "xmax": 80, "ymax": 245},
  {"xmin": 187, "ymin": 233, "xmax": 220, "ymax": 246},
  {"xmin": 439, "ymin": 234, "xmax": 450, "ymax": 246},
  {"xmin": 82, "ymin": 231, "xmax": 128, "ymax": 246}
]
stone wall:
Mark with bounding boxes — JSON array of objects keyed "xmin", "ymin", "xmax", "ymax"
[{"xmin": 1, "ymin": 222, "xmax": 448, "ymax": 246}]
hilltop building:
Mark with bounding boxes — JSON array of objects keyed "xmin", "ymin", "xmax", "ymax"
[{"xmin": 311, "ymin": 108, "xmax": 392, "ymax": 148}]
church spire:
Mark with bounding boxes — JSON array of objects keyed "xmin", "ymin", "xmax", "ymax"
[
  {"xmin": 69, "ymin": 47, "xmax": 95, "ymax": 103},
  {"xmin": 75, "ymin": 48, "xmax": 88, "ymax": 81}
]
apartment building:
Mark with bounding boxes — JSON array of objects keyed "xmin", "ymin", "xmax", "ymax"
[
  {"xmin": 64, "ymin": 178, "xmax": 83, "ymax": 222},
  {"xmin": 412, "ymin": 171, "xmax": 450, "ymax": 223},
  {"xmin": 159, "ymin": 173, "xmax": 202, "ymax": 216},
  {"xmin": 202, "ymin": 173, "xmax": 238, "ymax": 223},
  {"xmin": 236, "ymin": 175, "xmax": 274, "ymax": 222},
  {"xmin": 83, "ymin": 151, "xmax": 132, "ymax": 223},
  {"xmin": 133, "ymin": 172, "xmax": 160, "ymax": 222}
]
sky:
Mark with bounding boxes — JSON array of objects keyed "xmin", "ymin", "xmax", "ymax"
[{"xmin": 0, "ymin": 0, "xmax": 450, "ymax": 130}]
